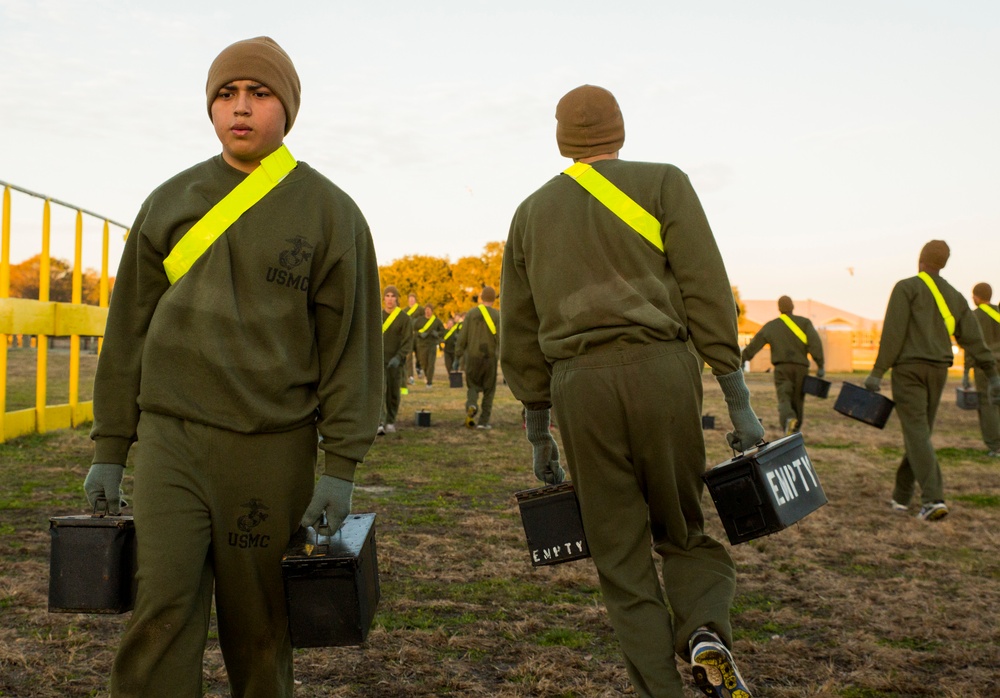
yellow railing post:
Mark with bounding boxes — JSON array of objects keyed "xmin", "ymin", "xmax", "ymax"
[
  {"xmin": 36, "ymin": 200, "xmax": 52, "ymax": 433},
  {"xmin": 69, "ymin": 209, "xmax": 83, "ymax": 424},
  {"xmin": 99, "ymin": 219, "xmax": 110, "ymax": 354},
  {"xmin": 1, "ymin": 186, "xmax": 9, "ymax": 440}
]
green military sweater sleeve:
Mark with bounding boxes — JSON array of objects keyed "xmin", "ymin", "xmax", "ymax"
[
  {"xmin": 803, "ymin": 318, "xmax": 824, "ymax": 369},
  {"xmin": 91, "ymin": 199, "xmax": 172, "ymax": 465},
  {"xmin": 314, "ymin": 222, "xmax": 383, "ymax": 482},
  {"xmin": 741, "ymin": 324, "xmax": 773, "ymax": 363},
  {"xmin": 500, "ymin": 238, "xmax": 551, "ymax": 405}
]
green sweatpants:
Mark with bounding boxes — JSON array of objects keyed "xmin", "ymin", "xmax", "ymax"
[
  {"xmin": 416, "ymin": 342, "xmax": 438, "ymax": 385},
  {"xmin": 465, "ymin": 356, "xmax": 497, "ymax": 426},
  {"xmin": 110, "ymin": 412, "xmax": 315, "ymax": 698},
  {"xmin": 890, "ymin": 362, "xmax": 948, "ymax": 505},
  {"xmin": 773, "ymin": 362, "xmax": 807, "ymax": 430},
  {"xmin": 973, "ymin": 367, "xmax": 1000, "ymax": 451},
  {"xmin": 382, "ymin": 363, "xmax": 402, "ymax": 425},
  {"xmin": 551, "ymin": 341, "xmax": 737, "ymax": 698}
]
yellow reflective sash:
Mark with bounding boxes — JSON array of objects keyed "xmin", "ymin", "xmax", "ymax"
[
  {"xmin": 406, "ymin": 305, "xmax": 419, "ymax": 316},
  {"xmin": 918, "ymin": 271, "xmax": 955, "ymax": 335},
  {"xmin": 979, "ymin": 303, "xmax": 1000, "ymax": 324},
  {"xmin": 382, "ymin": 307, "xmax": 402, "ymax": 333},
  {"xmin": 419, "ymin": 315, "xmax": 437, "ymax": 333},
  {"xmin": 443, "ymin": 323, "xmax": 460, "ymax": 340},
  {"xmin": 778, "ymin": 314, "xmax": 808, "ymax": 343},
  {"xmin": 563, "ymin": 162, "xmax": 664, "ymax": 253},
  {"xmin": 478, "ymin": 305, "xmax": 496, "ymax": 335},
  {"xmin": 163, "ymin": 145, "xmax": 296, "ymax": 284}
]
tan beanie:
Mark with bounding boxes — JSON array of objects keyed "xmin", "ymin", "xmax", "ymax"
[
  {"xmin": 777, "ymin": 296, "xmax": 794, "ymax": 314},
  {"xmin": 480, "ymin": 286, "xmax": 497, "ymax": 303},
  {"xmin": 206, "ymin": 36, "xmax": 301, "ymax": 134},
  {"xmin": 555, "ymin": 85, "xmax": 625, "ymax": 159},
  {"xmin": 973, "ymin": 282, "xmax": 992, "ymax": 302},
  {"xmin": 383, "ymin": 285, "xmax": 400, "ymax": 298},
  {"xmin": 918, "ymin": 240, "xmax": 950, "ymax": 272}
]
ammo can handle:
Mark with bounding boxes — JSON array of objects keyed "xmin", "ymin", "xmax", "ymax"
[
  {"xmin": 92, "ymin": 496, "xmax": 110, "ymax": 518},
  {"xmin": 731, "ymin": 438, "xmax": 768, "ymax": 458}
]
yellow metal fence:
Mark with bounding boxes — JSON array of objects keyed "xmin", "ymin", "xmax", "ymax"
[{"xmin": 1, "ymin": 180, "xmax": 129, "ymax": 442}]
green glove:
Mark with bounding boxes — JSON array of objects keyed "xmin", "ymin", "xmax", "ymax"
[
  {"xmin": 300, "ymin": 475, "xmax": 353, "ymax": 531},
  {"xmin": 989, "ymin": 376, "xmax": 1000, "ymax": 406},
  {"xmin": 864, "ymin": 373, "xmax": 882, "ymax": 392},
  {"xmin": 962, "ymin": 368, "xmax": 972, "ymax": 390},
  {"xmin": 387, "ymin": 355, "xmax": 401, "ymax": 370},
  {"xmin": 84, "ymin": 463, "xmax": 126, "ymax": 515},
  {"xmin": 525, "ymin": 409, "xmax": 565, "ymax": 485},
  {"xmin": 717, "ymin": 370, "xmax": 765, "ymax": 452},
  {"xmin": 816, "ymin": 367, "xmax": 825, "ymax": 379}
]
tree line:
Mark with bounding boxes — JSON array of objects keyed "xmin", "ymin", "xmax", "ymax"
[
  {"xmin": 5, "ymin": 243, "xmax": 505, "ymax": 321},
  {"xmin": 7, "ymin": 244, "xmax": 741, "ymax": 326}
]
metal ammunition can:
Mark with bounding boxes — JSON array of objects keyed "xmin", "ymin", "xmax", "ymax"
[
  {"xmin": 702, "ymin": 433, "xmax": 828, "ymax": 545},
  {"xmin": 280, "ymin": 513, "xmax": 380, "ymax": 648}
]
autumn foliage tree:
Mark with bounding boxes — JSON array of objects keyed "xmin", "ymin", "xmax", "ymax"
[
  {"xmin": 8, "ymin": 255, "xmax": 105, "ymax": 304},
  {"xmin": 379, "ymin": 242, "xmax": 504, "ymax": 320}
]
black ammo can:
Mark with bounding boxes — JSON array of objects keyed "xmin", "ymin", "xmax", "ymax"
[
  {"xmin": 956, "ymin": 387, "xmax": 979, "ymax": 410},
  {"xmin": 415, "ymin": 409, "xmax": 432, "ymax": 427},
  {"xmin": 514, "ymin": 482, "xmax": 590, "ymax": 566},
  {"xmin": 702, "ymin": 414, "xmax": 716, "ymax": 430},
  {"xmin": 280, "ymin": 513, "xmax": 380, "ymax": 648},
  {"xmin": 48, "ymin": 506, "xmax": 137, "ymax": 614},
  {"xmin": 802, "ymin": 375, "xmax": 831, "ymax": 398},
  {"xmin": 449, "ymin": 371, "xmax": 464, "ymax": 388},
  {"xmin": 702, "ymin": 433, "xmax": 827, "ymax": 545},
  {"xmin": 833, "ymin": 381, "xmax": 895, "ymax": 428}
]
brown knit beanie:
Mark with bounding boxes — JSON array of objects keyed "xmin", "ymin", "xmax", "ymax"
[
  {"xmin": 480, "ymin": 286, "xmax": 496, "ymax": 303},
  {"xmin": 777, "ymin": 296, "xmax": 794, "ymax": 314},
  {"xmin": 206, "ymin": 37, "xmax": 301, "ymax": 134},
  {"xmin": 918, "ymin": 240, "xmax": 950, "ymax": 272},
  {"xmin": 973, "ymin": 282, "xmax": 992, "ymax": 302},
  {"xmin": 555, "ymin": 85, "xmax": 625, "ymax": 159},
  {"xmin": 383, "ymin": 285, "xmax": 399, "ymax": 298}
]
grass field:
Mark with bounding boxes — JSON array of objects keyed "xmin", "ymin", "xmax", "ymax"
[{"xmin": 1, "ymin": 353, "xmax": 998, "ymax": 697}]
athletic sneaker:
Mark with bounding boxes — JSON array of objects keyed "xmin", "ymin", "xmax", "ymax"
[
  {"xmin": 465, "ymin": 405, "xmax": 478, "ymax": 428},
  {"xmin": 917, "ymin": 502, "xmax": 948, "ymax": 521},
  {"xmin": 385, "ymin": 423, "xmax": 396, "ymax": 434},
  {"xmin": 376, "ymin": 425, "xmax": 385, "ymax": 437},
  {"xmin": 988, "ymin": 449, "xmax": 1000, "ymax": 457},
  {"xmin": 689, "ymin": 627, "xmax": 752, "ymax": 698},
  {"xmin": 476, "ymin": 424, "xmax": 492, "ymax": 430},
  {"xmin": 890, "ymin": 500, "xmax": 909, "ymax": 512},
  {"xmin": 784, "ymin": 418, "xmax": 799, "ymax": 436}
]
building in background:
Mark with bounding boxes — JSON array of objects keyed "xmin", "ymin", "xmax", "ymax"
[{"xmin": 740, "ymin": 299, "xmax": 883, "ymax": 373}]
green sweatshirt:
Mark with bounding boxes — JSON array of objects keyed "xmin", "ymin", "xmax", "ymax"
[
  {"xmin": 415, "ymin": 316, "xmax": 445, "ymax": 349},
  {"xmin": 91, "ymin": 155, "xmax": 383, "ymax": 482},
  {"xmin": 501, "ymin": 158, "xmax": 740, "ymax": 406},
  {"xmin": 382, "ymin": 308, "xmax": 414, "ymax": 365},
  {"xmin": 456, "ymin": 305, "xmax": 499, "ymax": 363},
  {"xmin": 742, "ymin": 314, "xmax": 824, "ymax": 368},
  {"xmin": 968, "ymin": 304, "xmax": 1000, "ymax": 369},
  {"xmin": 872, "ymin": 274, "xmax": 997, "ymax": 379}
]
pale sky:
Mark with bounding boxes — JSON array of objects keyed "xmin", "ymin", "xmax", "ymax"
[{"xmin": 2, "ymin": 0, "xmax": 997, "ymax": 320}]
